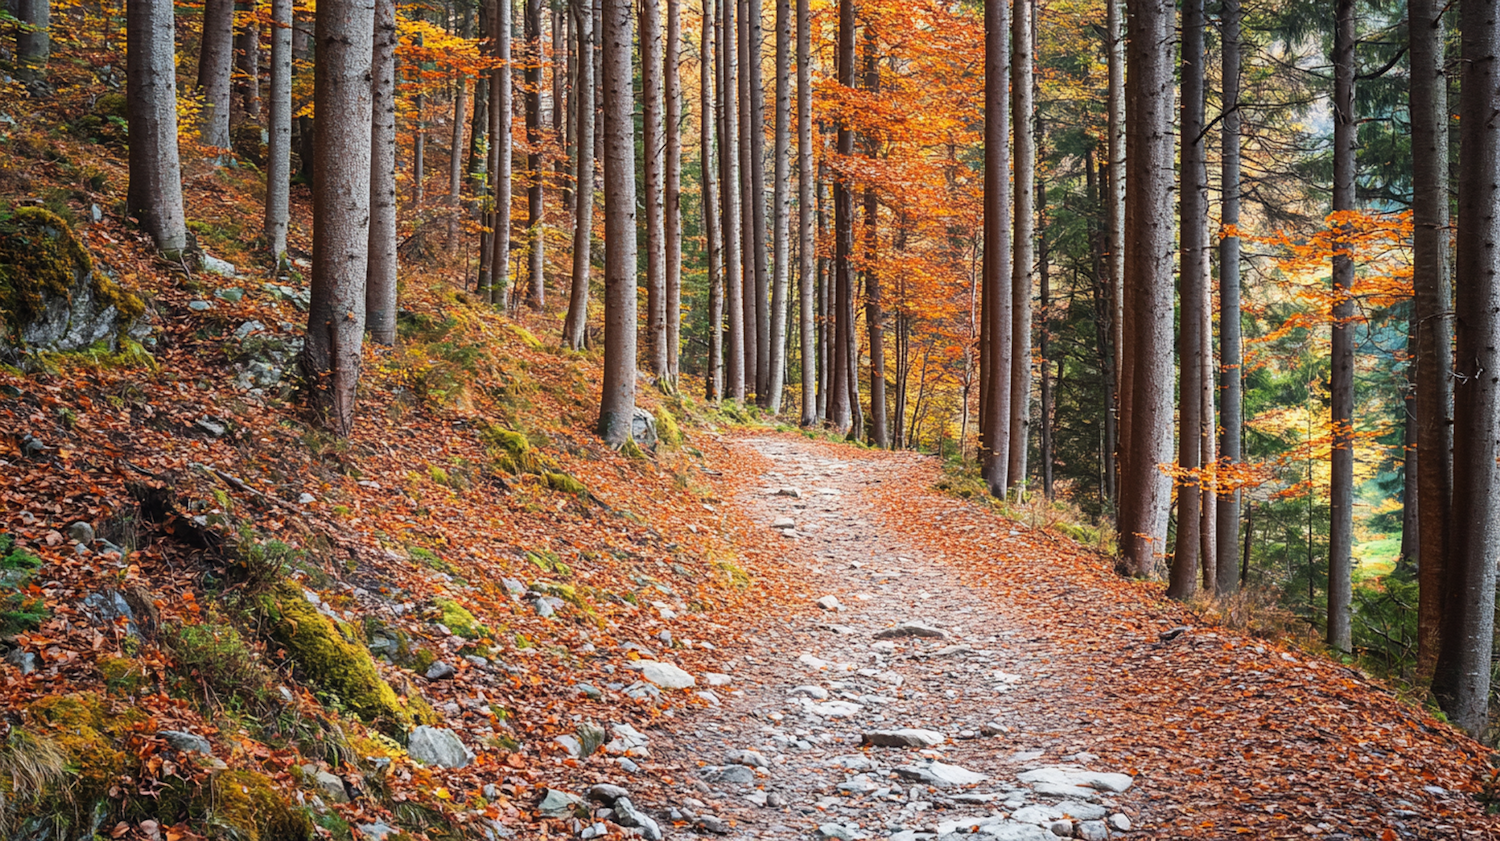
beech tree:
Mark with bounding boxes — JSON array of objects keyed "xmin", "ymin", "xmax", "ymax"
[
  {"xmin": 485, "ymin": 0, "xmax": 514, "ymax": 306},
  {"xmin": 767, "ymin": 0, "xmax": 791, "ymax": 414},
  {"xmin": 981, "ymin": 0, "xmax": 1012, "ymax": 496},
  {"xmin": 701, "ymin": 0, "xmax": 724, "ymax": 400},
  {"xmin": 1326, "ymin": 0, "xmax": 1355, "ymax": 653},
  {"xmin": 15, "ymin": 0, "xmax": 49, "ymax": 83},
  {"xmin": 1215, "ymin": 0, "xmax": 1243, "ymax": 595},
  {"xmin": 641, "ymin": 0, "xmax": 667, "ymax": 376},
  {"xmin": 562, "ymin": 0, "xmax": 596, "ymax": 350},
  {"xmin": 739, "ymin": 0, "xmax": 760, "ymax": 400},
  {"xmin": 525, "ymin": 0, "xmax": 545, "ymax": 309},
  {"xmin": 264, "ymin": 0, "xmax": 291, "ymax": 262},
  {"xmin": 665, "ymin": 0, "xmax": 684, "ymax": 383},
  {"xmin": 1009, "ymin": 0, "xmax": 1034, "ymax": 487},
  {"xmin": 720, "ymin": 0, "xmax": 746, "ymax": 402},
  {"xmin": 366, "ymin": 0, "xmax": 399, "ymax": 346},
  {"xmin": 304, "ymin": 0, "xmax": 374, "ymax": 435},
  {"xmin": 796, "ymin": 0, "xmax": 815, "ymax": 426},
  {"xmin": 831, "ymin": 0, "xmax": 857, "ymax": 435},
  {"xmin": 234, "ymin": 0, "xmax": 261, "ymax": 123},
  {"xmin": 125, "ymin": 0, "xmax": 187, "ymax": 256},
  {"xmin": 197, "ymin": 0, "xmax": 234, "ymax": 150},
  {"xmin": 597, "ymin": 0, "xmax": 638, "ymax": 445}
]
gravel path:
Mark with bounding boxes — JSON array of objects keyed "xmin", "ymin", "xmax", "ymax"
[{"xmin": 645, "ymin": 436, "xmax": 1140, "ymax": 841}]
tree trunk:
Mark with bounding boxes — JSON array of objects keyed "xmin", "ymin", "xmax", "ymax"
[
  {"xmin": 125, "ymin": 0, "xmax": 188, "ymax": 256},
  {"xmin": 1038, "ymin": 178, "xmax": 1052, "ymax": 499},
  {"xmin": 15, "ymin": 0, "xmax": 50, "ymax": 83},
  {"xmin": 1118, "ymin": 0, "xmax": 1174, "ymax": 576},
  {"xmin": 234, "ymin": 0, "xmax": 261, "ymax": 123},
  {"xmin": 197, "ymin": 0, "xmax": 234, "ymax": 149},
  {"xmin": 861, "ymin": 23, "xmax": 886, "ymax": 446},
  {"xmin": 1327, "ymin": 0, "xmax": 1355, "ymax": 653},
  {"xmin": 1215, "ymin": 0, "xmax": 1243, "ymax": 595},
  {"xmin": 981, "ymin": 0, "xmax": 1012, "ymax": 496},
  {"xmin": 739, "ymin": 0, "xmax": 759, "ymax": 400},
  {"xmin": 1106, "ymin": 0, "xmax": 1126, "ymax": 514},
  {"xmin": 365, "ymin": 0, "xmax": 398, "ymax": 346},
  {"xmin": 702, "ymin": 0, "xmax": 724, "ymax": 399},
  {"xmin": 768, "ymin": 0, "xmax": 792, "ymax": 414},
  {"xmin": 552, "ymin": 2, "xmax": 569, "ymax": 213},
  {"xmin": 563, "ymin": 0, "xmax": 596, "ymax": 349},
  {"xmin": 489, "ymin": 0, "xmax": 514, "ymax": 306},
  {"xmin": 1432, "ymin": 0, "xmax": 1499, "ymax": 736},
  {"xmin": 598, "ymin": 0, "xmax": 638, "ymax": 446},
  {"xmin": 526, "ymin": 0, "xmax": 546, "ymax": 309},
  {"xmin": 1170, "ymin": 0, "xmax": 1207, "ymax": 600},
  {"xmin": 264, "ymin": 0, "xmax": 291, "ymax": 261},
  {"xmin": 642, "ymin": 0, "xmax": 667, "ymax": 373},
  {"xmin": 817, "ymin": 174, "xmax": 831, "ymax": 424},
  {"xmin": 830, "ymin": 0, "xmax": 856, "ymax": 434},
  {"xmin": 304, "ymin": 0, "xmax": 373, "ymax": 435},
  {"xmin": 1008, "ymin": 0, "xmax": 1034, "ymax": 490},
  {"xmin": 1409, "ymin": 0, "xmax": 1451, "ymax": 681},
  {"xmin": 293, "ymin": 19, "xmax": 314, "ymax": 182},
  {"xmin": 797, "ymin": 0, "xmax": 815, "ymax": 426},
  {"xmin": 748, "ymin": 0, "xmax": 771, "ymax": 402},
  {"xmin": 448, "ymin": 33, "xmax": 468, "ymax": 250},
  {"xmin": 665, "ymin": 0, "xmax": 683, "ymax": 383},
  {"xmin": 720, "ymin": 0, "xmax": 746, "ymax": 402},
  {"xmin": 412, "ymin": 32, "xmax": 426, "ymax": 206}
]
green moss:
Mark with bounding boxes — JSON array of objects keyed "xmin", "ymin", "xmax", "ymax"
[
  {"xmin": 408, "ymin": 545, "xmax": 455, "ymax": 574},
  {"xmin": 620, "ymin": 439, "xmax": 649, "ymax": 460},
  {"xmin": 27, "ymin": 693, "xmax": 132, "ymax": 799},
  {"xmin": 435, "ymin": 598, "xmax": 485, "ymax": 639},
  {"xmin": 95, "ymin": 93, "xmax": 127, "ymax": 119},
  {"xmin": 261, "ymin": 583, "xmax": 417, "ymax": 733},
  {"xmin": 655, "ymin": 408, "xmax": 683, "ymax": 447},
  {"xmin": 209, "ymin": 770, "xmax": 314, "ymax": 841},
  {"xmin": 507, "ymin": 323, "xmax": 544, "ymax": 349},
  {"xmin": 98, "ymin": 656, "xmax": 150, "ymax": 695},
  {"xmin": 544, "ymin": 471, "xmax": 589, "ymax": 497},
  {"xmin": 0, "ymin": 208, "xmax": 143, "ymax": 342},
  {"xmin": 161, "ymin": 613, "xmax": 277, "ymax": 715}
]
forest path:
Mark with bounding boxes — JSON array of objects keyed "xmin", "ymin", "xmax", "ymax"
[{"xmin": 641, "ymin": 433, "xmax": 1499, "ymax": 841}]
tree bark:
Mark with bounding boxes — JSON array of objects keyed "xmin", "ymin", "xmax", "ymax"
[
  {"xmin": 197, "ymin": 0, "xmax": 234, "ymax": 149},
  {"xmin": 797, "ymin": 0, "xmax": 815, "ymax": 426},
  {"xmin": 304, "ymin": 0, "xmax": 373, "ymax": 436},
  {"xmin": 720, "ymin": 0, "xmax": 746, "ymax": 402},
  {"xmin": 448, "ymin": 36, "xmax": 468, "ymax": 250},
  {"xmin": 563, "ymin": 0, "xmax": 596, "ymax": 349},
  {"xmin": 489, "ymin": 0, "xmax": 514, "ymax": 306},
  {"xmin": 1215, "ymin": 0, "xmax": 1243, "ymax": 595},
  {"xmin": 748, "ymin": 0, "xmax": 771, "ymax": 402},
  {"xmin": 981, "ymin": 0, "xmax": 1012, "ymax": 496},
  {"xmin": 1038, "ymin": 177, "xmax": 1052, "ymax": 498},
  {"xmin": 702, "ymin": 0, "xmax": 724, "ymax": 399},
  {"xmin": 125, "ymin": 0, "xmax": 188, "ymax": 256},
  {"xmin": 15, "ymin": 0, "xmax": 50, "ymax": 83},
  {"xmin": 1431, "ymin": 0, "xmax": 1499, "ymax": 736},
  {"xmin": 264, "ymin": 0, "xmax": 292, "ymax": 262},
  {"xmin": 862, "ymin": 24, "xmax": 886, "ymax": 446},
  {"xmin": 526, "ymin": 0, "xmax": 546, "ymax": 309},
  {"xmin": 598, "ymin": 0, "xmax": 638, "ymax": 446},
  {"xmin": 1327, "ymin": 0, "xmax": 1355, "ymax": 653},
  {"xmin": 768, "ymin": 0, "xmax": 792, "ymax": 414},
  {"xmin": 412, "ymin": 32, "xmax": 426, "ymax": 206},
  {"xmin": 1008, "ymin": 0, "xmax": 1034, "ymax": 489},
  {"xmin": 1170, "ymin": 0, "xmax": 1207, "ymax": 600},
  {"xmin": 665, "ymin": 0, "xmax": 683, "ymax": 383},
  {"xmin": 1106, "ymin": 0, "xmax": 1126, "ymax": 515},
  {"xmin": 739, "ymin": 0, "xmax": 759, "ymax": 400},
  {"xmin": 642, "ymin": 0, "xmax": 667, "ymax": 373},
  {"xmin": 830, "ymin": 0, "xmax": 856, "ymax": 433},
  {"xmin": 1118, "ymin": 0, "xmax": 1174, "ymax": 576},
  {"xmin": 234, "ymin": 0, "xmax": 262, "ymax": 123},
  {"xmin": 365, "ymin": 0, "xmax": 398, "ymax": 346},
  {"xmin": 1409, "ymin": 0, "xmax": 1451, "ymax": 680}
]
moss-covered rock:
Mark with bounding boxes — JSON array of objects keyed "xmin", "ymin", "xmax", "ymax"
[
  {"xmin": 210, "ymin": 770, "xmax": 314, "ymax": 841},
  {"xmin": 26, "ymin": 693, "xmax": 133, "ymax": 799},
  {"xmin": 261, "ymin": 583, "xmax": 423, "ymax": 733},
  {"xmin": 0, "ymin": 207, "xmax": 145, "ymax": 358},
  {"xmin": 434, "ymin": 597, "xmax": 485, "ymax": 639},
  {"xmin": 544, "ymin": 471, "xmax": 589, "ymax": 497},
  {"xmin": 655, "ymin": 407, "xmax": 683, "ymax": 447}
]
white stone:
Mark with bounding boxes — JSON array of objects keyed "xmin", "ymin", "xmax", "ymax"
[
  {"xmin": 1017, "ymin": 765, "xmax": 1133, "ymax": 793},
  {"xmin": 791, "ymin": 685, "xmax": 829, "ymax": 700},
  {"xmin": 636, "ymin": 660, "xmax": 696, "ymax": 689},
  {"xmin": 862, "ymin": 728, "xmax": 945, "ymax": 748},
  {"xmin": 407, "ymin": 726, "xmax": 475, "ymax": 769},
  {"xmin": 977, "ymin": 822, "xmax": 1057, "ymax": 840},
  {"xmin": 1108, "ymin": 813, "xmax": 1132, "ymax": 832},
  {"xmin": 772, "ymin": 517, "xmax": 796, "ymax": 529},
  {"xmin": 894, "ymin": 760, "xmax": 987, "ymax": 787},
  {"xmin": 817, "ymin": 595, "xmax": 843, "ymax": 611}
]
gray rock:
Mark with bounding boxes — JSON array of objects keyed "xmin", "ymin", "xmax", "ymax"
[
  {"xmin": 815, "ymin": 824, "xmax": 870, "ymax": 840},
  {"xmin": 624, "ymin": 680, "xmax": 661, "ymax": 701},
  {"xmin": 631, "ymin": 407, "xmax": 658, "ymax": 448},
  {"xmin": 188, "ymin": 300, "xmax": 212, "ymax": 312},
  {"xmin": 358, "ymin": 822, "xmax": 398, "ymax": 840},
  {"xmin": 6, "ymin": 649, "xmax": 37, "ymax": 675},
  {"xmin": 1016, "ymin": 766, "xmax": 1133, "ymax": 794},
  {"xmin": 975, "ymin": 823, "xmax": 1056, "ymax": 840},
  {"xmin": 502, "ymin": 577, "xmax": 526, "ymax": 595},
  {"xmin": 554, "ymin": 735, "xmax": 582, "ymax": 757},
  {"xmin": 1032, "ymin": 782, "xmax": 1100, "ymax": 802},
  {"xmin": 636, "ymin": 660, "xmax": 695, "ymax": 689},
  {"xmin": 772, "ymin": 516, "xmax": 797, "ymax": 529},
  {"xmin": 1010, "ymin": 802, "xmax": 1106, "ymax": 824},
  {"xmin": 577, "ymin": 683, "xmax": 603, "ymax": 700},
  {"xmin": 214, "ymin": 286, "xmax": 244, "ymax": 302},
  {"xmin": 1107, "ymin": 814, "xmax": 1131, "ymax": 832},
  {"xmin": 817, "ymin": 595, "xmax": 843, "ymax": 610},
  {"xmin": 232, "ymin": 320, "xmax": 264, "ymax": 340},
  {"xmin": 425, "ymin": 660, "xmax": 457, "ymax": 680},
  {"xmin": 577, "ymin": 722, "xmax": 608, "ymax": 757},
  {"xmin": 874, "ymin": 622, "xmax": 949, "ymax": 640},
  {"xmin": 158, "ymin": 730, "xmax": 212, "ymax": 754},
  {"xmin": 616, "ymin": 757, "xmax": 641, "ymax": 774},
  {"xmin": 82, "ymin": 590, "xmax": 138, "ymax": 637},
  {"xmin": 726, "ymin": 749, "xmax": 768, "ymax": 768},
  {"xmin": 697, "ymin": 815, "xmax": 732, "ymax": 834},
  {"xmin": 581, "ymin": 823, "xmax": 609, "ymax": 840},
  {"xmin": 1076, "ymin": 821, "xmax": 1109, "ymax": 841},
  {"xmin": 703, "ymin": 764, "xmax": 757, "ymax": 785},
  {"xmin": 1048, "ymin": 820, "xmax": 1073, "ymax": 837},
  {"xmin": 607, "ymin": 723, "xmax": 650, "ymax": 757},
  {"xmin": 68, "ymin": 522, "xmax": 95, "ymax": 544},
  {"xmin": 792, "ymin": 685, "xmax": 829, "ymax": 700},
  {"xmin": 201, "ymin": 253, "xmax": 237, "ymax": 277},
  {"xmin": 776, "ymin": 487, "xmax": 803, "ymax": 498},
  {"xmin": 407, "ymin": 725, "xmax": 475, "ymax": 769},
  {"xmin": 195, "ymin": 417, "xmax": 227, "ymax": 437},
  {"xmin": 863, "ymin": 729, "xmax": 946, "ymax": 748},
  {"xmin": 894, "ymin": 760, "xmax": 987, "ymax": 788},
  {"xmin": 613, "ymin": 797, "xmax": 663, "ymax": 841},
  {"xmin": 588, "ymin": 783, "xmax": 630, "ymax": 803},
  {"xmin": 536, "ymin": 788, "xmax": 582, "ymax": 818},
  {"xmin": 314, "ymin": 770, "xmax": 349, "ymax": 803}
]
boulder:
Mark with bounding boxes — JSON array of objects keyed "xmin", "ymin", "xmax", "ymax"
[
  {"xmin": 157, "ymin": 730, "xmax": 212, "ymax": 754},
  {"xmin": 816, "ymin": 595, "xmax": 843, "ymax": 611},
  {"xmin": 407, "ymin": 725, "xmax": 475, "ymax": 769},
  {"xmin": 67, "ymin": 522, "xmax": 95, "ymax": 544},
  {"xmin": 631, "ymin": 407, "xmax": 658, "ymax": 447},
  {"xmin": 536, "ymin": 788, "xmax": 582, "ymax": 818},
  {"xmin": 587, "ymin": 783, "xmax": 629, "ymax": 803},
  {"xmin": 894, "ymin": 760, "xmax": 987, "ymax": 788},
  {"xmin": 874, "ymin": 622, "xmax": 950, "ymax": 640},
  {"xmin": 313, "ymin": 770, "xmax": 349, "ymax": 803},
  {"xmin": 1016, "ymin": 765, "xmax": 1133, "ymax": 793},
  {"xmin": 0, "ymin": 208, "xmax": 146, "ymax": 362},
  {"xmin": 862, "ymin": 728, "xmax": 946, "ymax": 748},
  {"xmin": 636, "ymin": 660, "xmax": 695, "ymax": 689},
  {"xmin": 702, "ymin": 764, "xmax": 757, "ymax": 785},
  {"xmin": 613, "ymin": 797, "xmax": 663, "ymax": 841}
]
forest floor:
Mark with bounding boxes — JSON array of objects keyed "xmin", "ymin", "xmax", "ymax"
[{"xmin": 628, "ymin": 433, "xmax": 1500, "ymax": 841}]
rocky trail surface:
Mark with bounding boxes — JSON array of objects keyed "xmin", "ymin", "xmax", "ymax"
[{"xmin": 573, "ymin": 434, "xmax": 1500, "ymax": 841}]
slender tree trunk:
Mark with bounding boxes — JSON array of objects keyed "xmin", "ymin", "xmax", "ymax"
[
  {"xmin": 702, "ymin": 0, "xmax": 724, "ymax": 400},
  {"xmin": 739, "ymin": 0, "xmax": 759, "ymax": 400},
  {"xmin": 1215, "ymin": 0, "xmax": 1243, "ymax": 594},
  {"xmin": 365, "ymin": 0, "xmax": 398, "ymax": 346},
  {"xmin": 125, "ymin": 0, "xmax": 188, "ymax": 256},
  {"xmin": 598, "ymin": 0, "xmax": 638, "ymax": 445},
  {"xmin": 293, "ymin": 19, "xmax": 314, "ymax": 182},
  {"xmin": 720, "ymin": 0, "xmax": 746, "ymax": 402},
  {"xmin": 234, "ymin": 0, "xmax": 262, "ymax": 122},
  {"xmin": 552, "ymin": 2, "xmax": 568, "ymax": 211},
  {"xmin": 1118, "ymin": 0, "xmax": 1174, "ymax": 576},
  {"xmin": 413, "ymin": 32, "xmax": 426, "ymax": 206},
  {"xmin": 665, "ymin": 0, "xmax": 683, "ymax": 383},
  {"xmin": 860, "ymin": 24, "xmax": 886, "ymax": 446},
  {"xmin": 1170, "ymin": 0, "xmax": 1207, "ymax": 600},
  {"xmin": 1088, "ymin": 148, "xmax": 1117, "ymax": 502},
  {"xmin": 1327, "ymin": 0, "xmax": 1355, "ymax": 653},
  {"xmin": 198, "ymin": 0, "xmax": 234, "ymax": 149},
  {"xmin": 1409, "ymin": 0, "xmax": 1451, "ymax": 680},
  {"xmin": 264, "ymin": 0, "xmax": 291, "ymax": 261},
  {"xmin": 490, "ymin": 0, "xmax": 514, "ymax": 306},
  {"xmin": 1107, "ymin": 0, "xmax": 1126, "ymax": 513},
  {"xmin": 526, "ymin": 0, "xmax": 546, "ymax": 309},
  {"xmin": 1400, "ymin": 334, "xmax": 1420, "ymax": 576},
  {"xmin": 1038, "ymin": 178, "xmax": 1053, "ymax": 498},
  {"xmin": 831, "ymin": 0, "xmax": 856, "ymax": 433},
  {"xmin": 15, "ymin": 0, "xmax": 50, "ymax": 83},
  {"xmin": 563, "ymin": 0, "xmax": 596, "ymax": 349},
  {"xmin": 475, "ymin": 0, "xmax": 495, "ymax": 294},
  {"xmin": 448, "ymin": 28, "xmax": 469, "ymax": 250},
  {"xmin": 1200, "ymin": 227, "xmax": 1217, "ymax": 587},
  {"xmin": 817, "ymin": 174, "xmax": 832, "ymax": 424},
  {"xmin": 642, "ymin": 0, "xmax": 667, "ymax": 374},
  {"xmin": 1432, "ymin": 0, "xmax": 1499, "ymax": 736},
  {"xmin": 748, "ymin": 0, "xmax": 771, "ymax": 402},
  {"xmin": 797, "ymin": 0, "xmax": 816, "ymax": 426},
  {"xmin": 981, "ymin": 0, "xmax": 1012, "ymax": 496},
  {"xmin": 768, "ymin": 0, "xmax": 792, "ymax": 414},
  {"xmin": 304, "ymin": 0, "xmax": 373, "ymax": 435},
  {"xmin": 1008, "ymin": 0, "xmax": 1034, "ymax": 490}
]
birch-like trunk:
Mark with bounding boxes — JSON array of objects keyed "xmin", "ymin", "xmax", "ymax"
[
  {"xmin": 125, "ymin": 0, "xmax": 187, "ymax": 256},
  {"xmin": 264, "ymin": 0, "xmax": 291, "ymax": 261},
  {"xmin": 365, "ymin": 0, "xmax": 399, "ymax": 346},
  {"xmin": 598, "ymin": 0, "xmax": 639, "ymax": 446}
]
